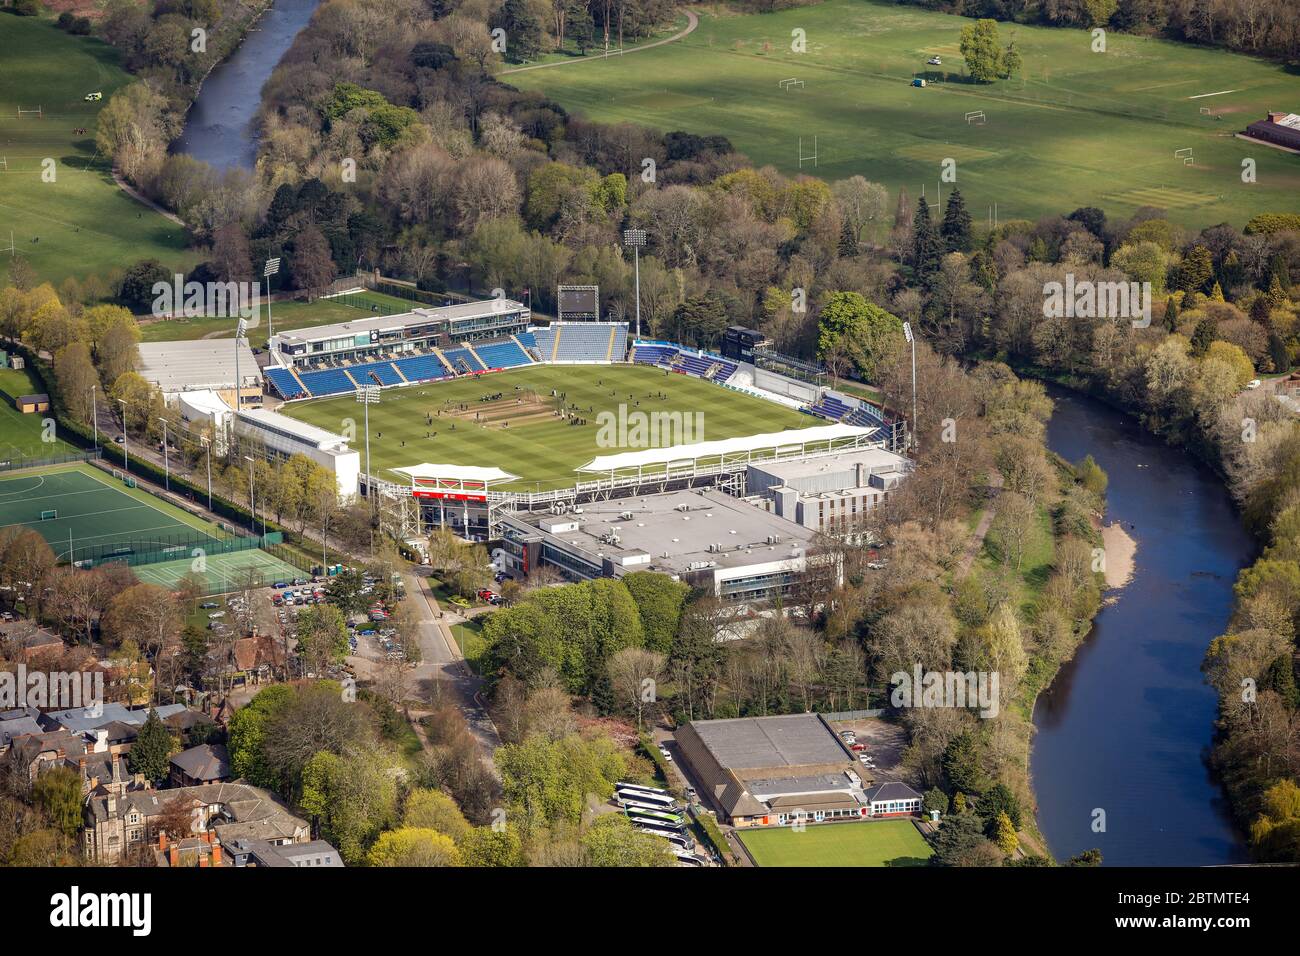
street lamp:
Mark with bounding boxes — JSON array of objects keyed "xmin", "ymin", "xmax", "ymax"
[
  {"xmin": 902, "ymin": 321, "xmax": 917, "ymax": 454},
  {"xmin": 623, "ymin": 228, "xmax": 646, "ymax": 340},
  {"xmin": 263, "ymin": 257, "xmax": 281, "ymax": 348},
  {"xmin": 243, "ymin": 454, "xmax": 259, "ymax": 537},
  {"xmin": 158, "ymin": 418, "xmax": 170, "ymax": 491},
  {"xmin": 200, "ymin": 436, "xmax": 212, "ymax": 512},
  {"xmin": 89, "ymin": 384, "xmax": 97, "ymax": 450},
  {"xmin": 117, "ymin": 398, "xmax": 128, "ymax": 472}
]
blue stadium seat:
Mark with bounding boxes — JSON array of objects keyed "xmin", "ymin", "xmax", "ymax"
[
  {"xmin": 266, "ymin": 367, "xmax": 307, "ymax": 399},
  {"xmin": 297, "ymin": 368, "xmax": 355, "ymax": 396},
  {"xmin": 394, "ymin": 355, "xmax": 450, "ymax": 383},
  {"xmin": 475, "ymin": 340, "xmax": 531, "ymax": 369}
]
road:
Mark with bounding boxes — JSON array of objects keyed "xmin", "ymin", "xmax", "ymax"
[{"xmin": 402, "ymin": 569, "xmax": 502, "ymax": 763}]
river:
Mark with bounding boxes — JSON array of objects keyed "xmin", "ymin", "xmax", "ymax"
[
  {"xmin": 1031, "ymin": 386, "xmax": 1253, "ymax": 866},
  {"xmin": 171, "ymin": 0, "xmax": 321, "ymax": 170}
]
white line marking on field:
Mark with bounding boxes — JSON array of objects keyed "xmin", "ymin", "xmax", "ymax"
[{"xmin": 1188, "ymin": 90, "xmax": 1240, "ymax": 99}]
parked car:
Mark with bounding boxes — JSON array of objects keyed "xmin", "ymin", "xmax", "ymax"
[
  {"xmin": 207, "ymin": 610, "xmax": 225, "ymax": 619},
  {"xmin": 84, "ymin": 91, "xmax": 102, "ymax": 101},
  {"xmin": 1247, "ymin": 379, "xmax": 1262, "ymax": 389},
  {"xmin": 927, "ymin": 55, "xmax": 942, "ymax": 65},
  {"xmin": 658, "ymin": 745, "xmax": 673, "ymax": 762},
  {"xmin": 850, "ymin": 743, "xmax": 866, "ymax": 752},
  {"xmin": 199, "ymin": 601, "xmax": 219, "ymax": 609}
]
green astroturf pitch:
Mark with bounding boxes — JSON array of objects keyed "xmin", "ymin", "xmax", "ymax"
[
  {"xmin": 281, "ymin": 364, "xmax": 813, "ymax": 491},
  {"xmin": 0, "ymin": 464, "xmax": 222, "ymax": 562},
  {"xmin": 739, "ymin": 819, "xmax": 934, "ymax": 867},
  {"xmin": 132, "ymin": 548, "xmax": 303, "ymax": 593}
]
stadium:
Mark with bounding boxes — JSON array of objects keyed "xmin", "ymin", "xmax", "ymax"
[{"xmin": 248, "ymin": 295, "xmax": 903, "ymax": 536}]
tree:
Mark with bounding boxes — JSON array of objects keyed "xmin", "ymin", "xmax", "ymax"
[
  {"xmin": 941, "ymin": 190, "xmax": 973, "ymax": 253},
  {"xmin": 930, "ymin": 811, "xmax": 1002, "ymax": 866},
  {"xmin": 490, "ymin": 0, "xmax": 543, "ymax": 63},
  {"xmin": 993, "ymin": 810, "xmax": 1019, "ymax": 855},
  {"xmin": 922, "ymin": 787, "xmax": 949, "ymax": 818},
  {"xmin": 606, "ymin": 647, "xmax": 665, "ymax": 729},
  {"xmin": 32, "ymin": 766, "xmax": 83, "ymax": 837},
  {"xmin": 128, "ymin": 708, "xmax": 173, "ymax": 784},
  {"xmin": 291, "ymin": 225, "xmax": 336, "ymax": 300},
  {"xmin": 299, "ymin": 749, "xmax": 399, "ymax": 864},
  {"xmin": 53, "ymin": 342, "xmax": 97, "ymax": 425},
  {"xmin": 295, "ymin": 603, "xmax": 350, "ymax": 674},
  {"xmin": 959, "ymin": 20, "xmax": 1006, "ymax": 83},
  {"xmin": 1190, "ymin": 317, "xmax": 1217, "ymax": 356},
  {"xmin": 460, "ymin": 823, "xmax": 524, "ymax": 866},
  {"xmin": 817, "ymin": 291, "xmax": 904, "ymax": 382},
  {"xmin": 580, "ymin": 814, "xmax": 676, "ymax": 866},
  {"xmin": 403, "ymin": 789, "xmax": 473, "ymax": 843},
  {"xmin": 366, "ymin": 828, "xmax": 461, "ymax": 866},
  {"xmin": 912, "ymin": 197, "xmax": 943, "ymax": 284}
]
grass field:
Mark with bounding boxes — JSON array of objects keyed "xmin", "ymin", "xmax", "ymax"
[
  {"xmin": 0, "ymin": 16, "xmax": 194, "ymax": 287},
  {"xmin": 0, "ymin": 365, "xmax": 79, "ymax": 460},
  {"xmin": 508, "ymin": 1, "xmax": 1300, "ymax": 228},
  {"xmin": 139, "ymin": 290, "xmax": 419, "ymax": 348},
  {"xmin": 0, "ymin": 463, "xmax": 223, "ymax": 562},
  {"xmin": 740, "ymin": 819, "xmax": 934, "ymax": 866},
  {"xmin": 280, "ymin": 364, "xmax": 813, "ymax": 490},
  {"xmin": 133, "ymin": 547, "xmax": 302, "ymax": 592}
]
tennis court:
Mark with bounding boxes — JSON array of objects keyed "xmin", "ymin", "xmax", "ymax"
[
  {"xmin": 0, "ymin": 463, "xmax": 223, "ymax": 562},
  {"xmin": 133, "ymin": 548, "xmax": 303, "ymax": 593}
]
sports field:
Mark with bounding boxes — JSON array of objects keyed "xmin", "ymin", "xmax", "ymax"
[
  {"xmin": 133, "ymin": 547, "xmax": 302, "ymax": 592},
  {"xmin": 281, "ymin": 364, "xmax": 812, "ymax": 490},
  {"xmin": 739, "ymin": 819, "xmax": 934, "ymax": 867},
  {"xmin": 0, "ymin": 16, "xmax": 194, "ymax": 286},
  {"xmin": 0, "ymin": 366, "xmax": 79, "ymax": 461},
  {"xmin": 508, "ymin": 1, "xmax": 1300, "ymax": 228},
  {"xmin": 0, "ymin": 463, "xmax": 222, "ymax": 562}
]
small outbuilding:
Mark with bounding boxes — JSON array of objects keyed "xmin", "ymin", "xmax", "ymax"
[{"xmin": 15, "ymin": 394, "xmax": 49, "ymax": 414}]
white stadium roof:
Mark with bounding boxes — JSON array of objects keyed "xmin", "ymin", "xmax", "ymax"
[
  {"xmin": 578, "ymin": 422, "xmax": 878, "ymax": 473},
  {"xmin": 136, "ymin": 340, "xmax": 261, "ymax": 393},
  {"xmin": 391, "ymin": 464, "xmax": 519, "ymax": 483}
]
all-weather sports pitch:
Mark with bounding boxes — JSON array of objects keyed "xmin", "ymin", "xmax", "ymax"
[
  {"xmin": 282, "ymin": 364, "xmax": 813, "ymax": 491},
  {"xmin": 133, "ymin": 548, "xmax": 303, "ymax": 593},
  {"xmin": 0, "ymin": 463, "xmax": 223, "ymax": 563},
  {"xmin": 739, "ymin": 820, "xmax": 934, "ymax": 867}
]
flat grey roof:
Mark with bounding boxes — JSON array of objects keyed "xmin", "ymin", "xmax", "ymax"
[
  {"xmin": 511, "ymin": 488, "xmax": 816, "ymax": 574},
  {"xmin": 273, "ymin": 298, "xmax": 526, "ymax": 346},
  {"xmin": 752, "ymin": 447, "xmax": 909, "ymax": 483},
  {"xmin": 137, "ymin": 341, "xmax": 261, "ymax": 392},
  {"xmin": 747, "ymin": 772, "xmax": 863, "ymax": 801},
  {"xmin": 687, "ymin": 714, "xmax": 848, "ymax": 771}
]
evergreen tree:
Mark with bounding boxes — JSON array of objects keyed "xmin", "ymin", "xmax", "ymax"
[
  {"xmin": 941, "ymin": 189, "xmax": 973, "ymax": 252},
  {"xmin": 129, "ymin": 708, "xmax": 173, "ymax": 785},
  {"xmin": 490, "ymin": 0, "xmax": 543, "ymax": 63},
  {"xmin": 1190, "ymin": 318, "xmax": 1216, "ymax": 356},
  {"xmin": 838, "ymin": 216, "xmax": 859, "ymax": 258},
  {"xmin": 1177, "ymin": 245, "xmax": 1214, "ymax": 294},
  {"xmin": 1250, "ymin": 294, "xmax": 1272, "ymax": 326},
  {"xmin": 1163, "ymin": 294, "xmax": 1180, "ymax": 331},
  {"xmin": 912, "ymin": 197, "xmax": 943, "ymax": 284}
]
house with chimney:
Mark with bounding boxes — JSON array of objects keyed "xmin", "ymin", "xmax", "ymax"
[{"xmin": 84, "ymin": 780, "xmax": 310, "ymax": 864}]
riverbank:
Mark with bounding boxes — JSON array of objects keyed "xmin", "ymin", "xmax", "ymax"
[{"xmin": 1028, "ymin": 385, "xmax": 1251, "ymax": 865}]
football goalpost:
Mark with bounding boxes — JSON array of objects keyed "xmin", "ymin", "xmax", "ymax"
[
  {"xmin": 1174, "ymin": 147, "xmax": 1193, "ymax": 165},
  {"xmin": 16, "ymin": 106, "xmax": 42, "ymax": 119},
  {"xmin": 779, "ymin": 77, "xmax": 804, "ymax": 91},
  {"xmin": 798, "ymin": 136, "xmax": 818, "ymax": 168},
  {"xmin": 965, "ymin": 110, "xmax": 986, "ymax": 125}
]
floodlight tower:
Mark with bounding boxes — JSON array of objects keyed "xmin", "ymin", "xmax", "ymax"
[
  {"xmin": 623, "ymin": 229, "xmax": 646, "ymax": 340},
  {"xmin": 902, "ymin": 321, "xmax": 918, "ymax": 454},
  {"xmin": 234, "ymin": 317, "xmax": 249, "ymax": 412},
  {"xmin": 158, "ymin": 418, "xmax": 170, "ymax": 491},
  {"xmin": 356, "ymin": 384, "xmax": 381, "ymax": 546},
  {"xmin": 117, "ymin": 398, "xmax": 129, "ymax": 472},
  {"xmin": 263, "ymin": 257, "xmax": 281, "ymax": 347}
]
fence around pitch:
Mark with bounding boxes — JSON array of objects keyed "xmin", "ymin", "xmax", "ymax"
[
  {"xmin": 75, "ymin": 531, "xmax": 284, "ymax": 570},
  {"xmin": 0, "ymin": 449, "xmax": 101, "ymax": 474}
]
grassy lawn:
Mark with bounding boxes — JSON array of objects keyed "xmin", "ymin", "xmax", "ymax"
[
  {"xmin": 280, "ymin": 363, "xmax": 813, "ymax": 490},
  {"xmin": 498, "ymin": 12, "xmax": 692, "ymax": 70},
  {"xmin": 451, "ymin": 618, "xmax": 488, "ymax": 674},
  {"xmin": 740, "ymin": 819, "xmax": 933, "ymax": 867},
  {"xmin": 0, "ymin": 364, "xmax": 79, "ymax": 460},
  {"xmin": 138, "ymin": 290, "xmax": 418, "ymax": 348},
  {"xmin": 508, "ymin": 0, "xmax": 1300, "ymax": 228},
  {"xmin": 974, "ymin": 503, "xmax": 1056, "ymax": 615},
  {"xmin": 0, "ymin": 15, "xmax": 194, "ymax": 287}
]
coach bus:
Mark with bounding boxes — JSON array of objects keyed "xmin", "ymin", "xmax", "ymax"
[
  {"xmin": 616, "ymin": 789, "xmax": 677, "ymax": 810},
  {"xmin": 625, "ymin": 809, "xmax": 686, "ymax": 831},
  {"xmin": 624, "ymin": 806, "xmax": 684, "ymax": 827},
  {"xmin": 616, "ymin": 781, "xmax": 672, "ymax": 797},
  {"xmin": 633, "ymin": 822, "xmax": 694, "ymax": 850}
]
